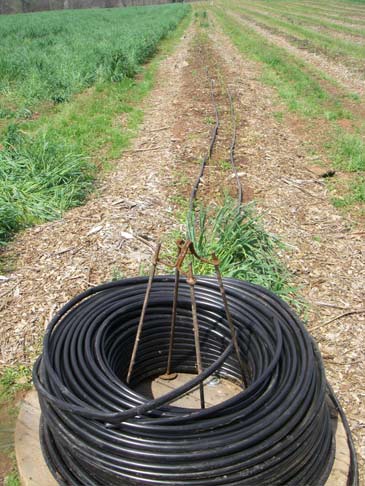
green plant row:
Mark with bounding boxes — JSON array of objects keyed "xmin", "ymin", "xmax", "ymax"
[
  {"xmin": 235, "ymin": 1, "xmax": 365, "ymax": 36},
  {"xmin": 186, "ymin": 199, "xmax": 295, "ymax": 300},
  {"xmin": 214, "ymin": 5, "xmax": 350, "ymax": 119},
  {"xmin": 0, "ymin": 4, "xmax": 189, "ymax": 113},
  {"xmin": 228, "ymin": 2, "xmax": 365, "ymax": 62},
  {"xmin": 0, "ymin": 127, "xmax": 95, "ymax": 243}
]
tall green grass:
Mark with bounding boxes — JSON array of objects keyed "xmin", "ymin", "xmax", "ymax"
[
  {"xmin": 0, "ymin": 126, "xmax": 94, "ymax": 244},
  {"xmin": 186, "ymin": 200, "xmax": 295, "ymax": 299},
  {"xmin": 0, "ymin": 4, "xmax": 189, "ymax": 114}
]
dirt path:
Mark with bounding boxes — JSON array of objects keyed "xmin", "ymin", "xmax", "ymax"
[
  {"xmin": 310, "ymin": 25, "xmax": 365, "ymax": 45},
  {"xmin": 225, "ymin": 9, "xmax": 365, "ymax": 97}
]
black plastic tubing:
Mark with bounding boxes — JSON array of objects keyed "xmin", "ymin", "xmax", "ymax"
[{"xmin": 34, "ymin": 276, "xmax": 341, "ymax": 485}]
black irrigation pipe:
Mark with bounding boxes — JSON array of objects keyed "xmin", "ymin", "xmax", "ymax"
[
  {"xmin": 189, "ymin": 50, "xmax": 243, "ymax": 214},
  {"xmin": 35, "ymin": 275, "xmax": 345, "ymax": 486},
  {"xmin": 189, "ymin": 73, "xmax": 220, "ymax": 212}
]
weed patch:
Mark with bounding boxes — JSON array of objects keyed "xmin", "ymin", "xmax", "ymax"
[
  {"xmin": 333, "ymin": 132, "xmax": 365, "ymax": 172},
  {"xmin": 0, "ymin": 366, "xmax": 32, "ymax": 405},
  {"xmin": 184, "ymin": 199, "xmax": 296, "ymax": 301},
  {"xmin": 0, "ymin": 127, "xmax": 94, "ymax": 244}
]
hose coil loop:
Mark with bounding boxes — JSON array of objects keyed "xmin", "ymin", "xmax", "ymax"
[{"xmin": 34, "ymin": 276, "xmax": 336, "ymax": 485}]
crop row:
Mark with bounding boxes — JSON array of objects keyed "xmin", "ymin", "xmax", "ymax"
[{"xmin": 0, "ymin": 4, "xmax": 189, "ymax": 114}]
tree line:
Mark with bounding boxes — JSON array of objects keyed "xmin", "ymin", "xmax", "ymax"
[{"xmin": 0, "ymin": 0, "xmax": 184, "ymax": 14}]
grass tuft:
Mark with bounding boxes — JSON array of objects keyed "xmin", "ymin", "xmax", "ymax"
[
  {"xmin": 186, "ymin": 199, "xmax": 295, "ymax": 300},
  {"xmin": 333, "ymin": 132, "xmax": 365, "ymax": 172},
  {"xmin": 332, "ymin": 177, "xmax": 365, "ymax": 207},
  {"xmin": 0, "ymin": 366, "xmax": 32, "ymax": 405},
  {"xmin": 0, "ymin": 127, "xmax": 94, "ymax": 244},
  {"xmin": 4, "ymin": 473, "xmax": 20, "ymax": 486}
]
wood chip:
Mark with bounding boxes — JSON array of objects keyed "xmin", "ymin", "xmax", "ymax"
[{"xmin": 86, "ymin": 225, "xmax": 103, "ymax": 236}]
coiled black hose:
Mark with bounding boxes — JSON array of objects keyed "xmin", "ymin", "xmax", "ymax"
[{"xmin": 34, "ymin": 276, "xmax": 338, "ymax": 486}]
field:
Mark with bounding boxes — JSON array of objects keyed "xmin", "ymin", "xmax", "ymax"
[
  {"xmin": 0, "ymin": 0, "xmax": 364, "ymax": 246},
  {"xmin": 0, "ymin": 5, "xmax": 189, "ymax": 109},
  {"xmin": 214, "ymin": 0, "xmax": 365, "ymax": 216},
  {"xmin": 0, "ymin": 1, "xmax": 364, "ymax": 484},
  {"xmin": 0, "ymin": 4, "xmax": 190, "ymax": 243}
]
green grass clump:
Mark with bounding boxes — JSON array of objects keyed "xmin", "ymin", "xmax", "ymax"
[
  {"xmin": 333, "ymin": 132, "xmax": 365, "ymax": 172},
  {"xmin": 187, "ymin": 199, "xmax": 294, "ymax": 299},
  {"xmin": 332, "ymin": 177, "xmax": 365, "ymax": 207},
  {"xmin": 0, "ymin": 126, "xmax": 94, "ymax": 244},
  {"xmin": 0, "ymin": 4, "xmax": 190, "ymax": 115},
  {"xmin": 0, "ymin": 366, "xmax": 32, "ymax": 404},
  {"xmin": 4, "ymin": 473, "xmax": 20, "ymax": 486},
  {"xmin": 0, "ymin": 366, "xmax": 31, "ymax": 486}
]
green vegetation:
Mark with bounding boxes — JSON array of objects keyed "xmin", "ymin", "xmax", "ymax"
[
  {"xmin": 231, "ymin": 1, "xmax": 365, "ymax": 50},
  {"xmin": 0, "ymin": 5, "xmax": 189, "ymax": 112},
  {"xmin": 195, "ymin": 9, "xmax": 209, "ymax": 28},
  {"xmin": 0, "ymin": 366, "xmax": 32, "ymax": 486},
  {"xmin": 186, "ymin": 199, "xmax": 295, "ymax": 300},
  {"xmin": 0, "ymin": 127, "xmax": 94, "ymax": 244},
  {"xmin": 269, "ymin": 10, "xmax": 365, "ymax": 37},
  {"xmin": 231, "ymin": 4, "xmax": 365, "ymax": 62},
  {"xmin": 214, "ymin": 6, "xmax": 350, "ymax": 119},
  {"xmin": 0, "ymin": 4, "xmax": 190, "ymax": 245},
  {"xmin": 332, "ymin": 177, "xmax": 365, "ymax": 207},
  {"xmin": 333, "ymin": 132, "xmax": 365, "ymax": 172},
  {"xmin": 4, "ymin": 473, "xmax": 20, "ymax": 486},
  {"xmin": 0, "ymin": 366, "xmax": 32, "ymax": 404}
]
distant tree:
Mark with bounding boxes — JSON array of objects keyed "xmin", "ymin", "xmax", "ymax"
[{"xmin": 21, "ymin": 0, "xmax": 31, "ymax": 12}]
